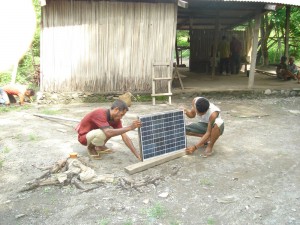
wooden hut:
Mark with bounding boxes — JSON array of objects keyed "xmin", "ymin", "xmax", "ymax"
[
  {"xmin": 40, "ymin": 0, "xmax": 300, "ymax": 93},
  {"xmin": 41, "ymin": 0, "xmax": 177, "ymax": 93}
]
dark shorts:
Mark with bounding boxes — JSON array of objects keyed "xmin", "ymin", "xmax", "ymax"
[{"xmin": 186, "ymin": 119, "xmax": 224, "ymax": 135}]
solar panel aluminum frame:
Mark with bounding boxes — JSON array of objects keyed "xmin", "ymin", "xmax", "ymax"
[{"xmin": 138, "ymin": 110, "xmax": 187, "ymax": 161}]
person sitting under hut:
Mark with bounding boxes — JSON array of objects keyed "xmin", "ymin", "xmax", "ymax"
[
  {"xmin": 76, "ymin": 99, "xmax": 141, "ymax": 160},
  {"xmin": 276, "ymin": 56, "xmax": 297, "ymax": 81},
  {"xmin": 287, "ymin": 56, "xmax": 300, "ymax": 84}
]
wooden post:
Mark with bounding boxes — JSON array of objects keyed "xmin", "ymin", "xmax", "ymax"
[
  {"xmin": 284, "ymin": 6, "xmax": 290, "ymax": 58},
  {"xmin": 248, "ymin": 12, "xmax": 261, "ymax": 89},
  {"xmin": 212, "ymin": 12, "xmax": 220, "ymax": 78}
]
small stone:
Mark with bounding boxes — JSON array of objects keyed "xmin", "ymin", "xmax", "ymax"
[
  {"xmin": 143, "ymin": 199, "xmax": 149, "ymax": 204},
  {"xmin": 15, "ymin": 214, "xmax": 26, "ymax": 219},
  {"xmin": 158, "ymin": 192, "xmax": 169, "ymax": 198},
  {"xmin": 264, "ymin": 89, "xmax": 271, "ymax": 95}
]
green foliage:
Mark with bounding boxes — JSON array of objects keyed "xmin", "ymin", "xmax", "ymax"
[
  {"xmin": 265, "ymin": 6, "xmax": 300, "ymax": 63},
  {"xmin": 0, "ymin": 0, "xmax": 41, "ymax": 88},
  {"xmin": 176, "ymin": 30, "xmax": 190, "ymax": 58},
  {"xmin": 177, "ymin": 30, "xmax": 189, "ymax": 47}
]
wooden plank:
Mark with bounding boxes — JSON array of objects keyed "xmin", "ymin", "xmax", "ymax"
[
  {"xmin": 255, "ymin": 69, "xmax": 277, "ymax": 77},
  {"xmin": 124, "ymin": 149, "xmax": 186, "ymax": 175},
  {"xmin": 151, "ymin": 93, "xmax": 173, "ymax": 96},
  {"xmin": 153, "ymin": 78, "xmax": 172, "ymax": 81},
  {"xmin": 34, "ymin": 113, "xmax": 80, "ymax": 123}
]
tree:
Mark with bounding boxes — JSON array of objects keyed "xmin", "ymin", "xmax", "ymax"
[{"xmin": 258, "ymin": 6, "xmax": 300, "ymax": 65}]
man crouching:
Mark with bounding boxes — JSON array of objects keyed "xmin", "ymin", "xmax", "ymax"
[{"xmin": 76, "ymin": 99, "xmax": 141, "ymax": 160}]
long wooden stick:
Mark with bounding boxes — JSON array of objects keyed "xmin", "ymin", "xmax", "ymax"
[{"xmin": 33, "ymin": 113, "xmax": 80, "ymax": 122}]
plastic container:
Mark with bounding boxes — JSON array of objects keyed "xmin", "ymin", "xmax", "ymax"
[{"xmin": 69, "ymin": 152, "xmax": 78, "ymax": 158}]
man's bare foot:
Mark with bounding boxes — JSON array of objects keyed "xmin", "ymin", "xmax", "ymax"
[
  {"xmin": 201, "ymin": 146, "xmax": 214, "ymax": 158},
  {"xmin": 95, "ymin": 146, "xmax": 114, "ymax": 154},
  {"xmin": 87, "ymin": 145, "xmax": 101, "ymax": 160}
]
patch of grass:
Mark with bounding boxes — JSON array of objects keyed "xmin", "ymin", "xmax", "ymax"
[
  {"xmin": 136, "ymin": 94, "xmax": 167, "ymax": 102},
  {"xmin": 43, "ymin": 187, "xmax": 51, "ymax": 193},
  {"xmin": 207, "ymin": 217, "xmax": 215, "ymax": 225},
  {"xmin": 97, "ymin": 218, "xmax": 110, "ymax": 225},
  {"xmin": 2, "ymin": 146, "xmax": 10, "ymax": 154},
  {"xmin": 170, "ymin": 220, "xmax": 181, "ymax": 225},
  {"xmin": 84, "ymin": 95, "xmax": 109, "ymax": 103},
  {"xmin": 199, "ymin": 178, "xmax": 213, "ymax": 186},
  {"xmin": 0, "ymin": 105, "xmax": 32, "ymax": 113},
  {"xmin": 123, "ymin": 219, "xmax": 133, "ymax": 225},
  {"xmin": 29, "ymin": 133, "xmax": 39, "ymax": 141},
  {"xmin": 40, "ymin": 109, "xmax": 65, "ymax": 115},
  {"xmin": 13, "ymin": 133, "xmax": 22, "ymax": 140},
  {"xmin": 145, "ymin": 202, "xmax": 166, "ymax": 220}
]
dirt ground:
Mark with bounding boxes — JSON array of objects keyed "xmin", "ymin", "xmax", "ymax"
[{"xmin": 0, "ymin": 95, "xmax": 300, "ymax": 225}]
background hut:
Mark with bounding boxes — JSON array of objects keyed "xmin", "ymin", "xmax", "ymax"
[
  {"xmin": 41, "ymin": 0, "xmax": 177, "ymax": 93},
  {"xmin": 40, "ymin": 0, "xmax": 299, "ymax": 93}
]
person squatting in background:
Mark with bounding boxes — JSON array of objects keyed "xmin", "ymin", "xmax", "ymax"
[{"xmin": 0, "ymin": 84, "xmax": 35, "ymax": 106}]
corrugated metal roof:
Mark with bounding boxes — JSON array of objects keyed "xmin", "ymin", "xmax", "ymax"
[
  {"xmin": 223, "ymin": 0, "xmax": 300, "ymax": 7},
  {"xmin": 177, "ymin": 0, "xmax": 299, "ymax": 30}
]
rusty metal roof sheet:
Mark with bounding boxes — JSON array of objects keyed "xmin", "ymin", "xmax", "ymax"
[
  {"xmin": 223, "ymin": 0, "xmax": 300, "ymax": 7},
  {"xmin": 177, "ymin": 0, "xmax": 299, "ymax": 30}
]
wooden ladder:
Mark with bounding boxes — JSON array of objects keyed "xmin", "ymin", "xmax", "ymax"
[
  {"xmin": 172, "ymin": 63, "xmax": 184, "ymax": 90},
  {"xmin": 151, "ymin": 62, "xmax": 172, "ymax": 105}
]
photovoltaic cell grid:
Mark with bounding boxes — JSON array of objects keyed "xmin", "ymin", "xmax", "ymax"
[{"xmin": 138, "ymin": 110, "xmax": 186, "ymax": 161}]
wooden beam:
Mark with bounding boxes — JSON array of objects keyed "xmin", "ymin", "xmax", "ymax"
[
  {"xmin": 284, "ymin": 6, "xmax": 290, "ymax": 58},
  {"xmin": 34, "ymin": 113, "xmax": 80, "ymax": 123},
  {"xmin": 124, "ymin": 149, "xmax": 186, "ymax": 175}
]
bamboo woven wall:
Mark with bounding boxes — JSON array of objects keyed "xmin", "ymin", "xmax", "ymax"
[{"xmin": 41, "ymin": 0, "xmax": 177, "ymax": 93}]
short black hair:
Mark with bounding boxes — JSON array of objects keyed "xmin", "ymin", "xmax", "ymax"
[
  {"xmin": 195, "ymin": 98, "xmax": 210, "ymax": 113},
  {"xmin": 111, "ymin": 99, "xmax": 129, "ymax": 111},
  {"xmin": 281, "ymin": 56, "xmax": 287, "ymax": 62},
  {"xmin": 26, "ymin": 89, "xmax": 35, "ymax": 97}
]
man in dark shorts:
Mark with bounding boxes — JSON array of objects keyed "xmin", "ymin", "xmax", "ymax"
[
  {"xmin": 76, "ymin": 99, "xmax": 141, "ymax": 160},
  {"xmin": 183, "ymin": 97, "xmax": 224, "ymax": 157}
]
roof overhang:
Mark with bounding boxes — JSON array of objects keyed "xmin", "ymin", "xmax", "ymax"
[{"xmin": 177, "ymin": 0, "xmax": 299, "ymax": 30}]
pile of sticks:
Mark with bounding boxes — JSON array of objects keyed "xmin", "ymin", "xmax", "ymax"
[{"xmin": 20, "ymin": 157, "xmax": 114, "ymax": 192}]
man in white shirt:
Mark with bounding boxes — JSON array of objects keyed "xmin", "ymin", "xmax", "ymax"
[{"xmin": 183, "ymin": 97, "xmax": 224, "ymax": 157}]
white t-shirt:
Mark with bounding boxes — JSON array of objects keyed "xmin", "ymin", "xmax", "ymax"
[{"xmin": 193, "ymin": 97, "xmax": 221, "ymax": 123}]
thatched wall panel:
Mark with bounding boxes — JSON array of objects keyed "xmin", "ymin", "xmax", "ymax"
[{"xmin": 41, "ymin": 0, "xmax": 177, "ymax": 93}]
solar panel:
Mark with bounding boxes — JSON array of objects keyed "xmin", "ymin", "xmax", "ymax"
[{"xmin": 138, "ymin": 110, "xmax": 186, "ymax": 161}]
